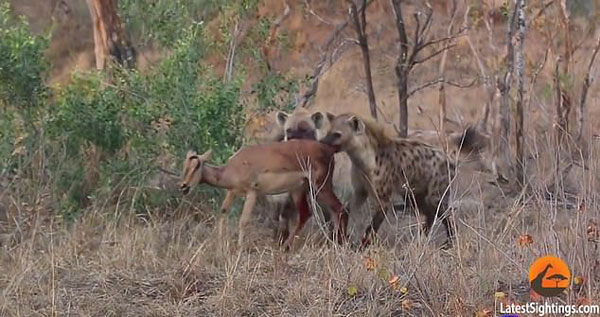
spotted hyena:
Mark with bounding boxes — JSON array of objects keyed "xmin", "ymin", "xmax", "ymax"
[{"xmin": 320, "ymin": 113, "xmax": 480, "ymax": 248}]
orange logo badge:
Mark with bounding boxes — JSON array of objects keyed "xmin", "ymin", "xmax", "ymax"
[{"xmin": 529, "ymin": 255, "xmax": 571, "ymax": 297}]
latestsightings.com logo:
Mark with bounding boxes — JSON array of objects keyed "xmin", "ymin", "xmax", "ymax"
[
  {"xmin": 496, "ymin": 255, "xmax": 599, "ymax": 317},
  {"xmin": 529, "ymin": 255, "xmax": 571, "ymax": 297}
]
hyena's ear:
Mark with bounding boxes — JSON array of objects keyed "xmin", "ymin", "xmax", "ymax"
[
  {"xmin": 275, "ymin": 111, "xmax": 289, "ymax": 127},
  {"xmin": 326, "ymin": 112, "xmax": 335, "ymax": 123},
  {"xmin": 313, "ymin": 112, "xmax": 335, "ymax": 129},
  {"xmin": 347, "ymin": 115, "xmax": 365, "ymax": 134},
  {"xmin": 311, "ymin": 112, "xmax": 324, "ymax": 128}
]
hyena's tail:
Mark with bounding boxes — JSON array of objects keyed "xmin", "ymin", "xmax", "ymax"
[{"xmin": 451, "ymin": 126, "xmax": 489, "ymax": 155}]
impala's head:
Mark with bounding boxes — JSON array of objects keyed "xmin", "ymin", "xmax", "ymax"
[
  {"xmin": 275, "ymin": 108, "xmax": 335, "ymax": 141},
  {"xmin": 180, "ymin": 150, "xmax": 212, "ymax": 194}
]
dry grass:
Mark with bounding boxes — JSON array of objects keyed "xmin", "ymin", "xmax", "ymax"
[
  {"xmin": 1, "ymin": 136, "xmax": 599, "ymax": 317},
  {"xmin": 3, "ymin": 1, "xmax": 600, "ymax": 316}
]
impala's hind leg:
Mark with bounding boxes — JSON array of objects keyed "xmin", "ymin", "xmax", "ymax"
[
  {"xmin": 284, "ymin": 189, "xmax": 311, "ymax": 250},
  {"xmin": 237, "ymin": 191, "xmax": 258, "ymax": 247},
  {"xmin": 317, "ymin": 189, "xmax": 348, "ymax": 244},
  {"xmin": 274, "ymin": 198, "xmax": 294, "ymax": 246}
]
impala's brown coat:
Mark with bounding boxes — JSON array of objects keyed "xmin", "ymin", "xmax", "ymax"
[{"xmin": 180, "ymin": 140, "xmax": 348, "ymax": 249}]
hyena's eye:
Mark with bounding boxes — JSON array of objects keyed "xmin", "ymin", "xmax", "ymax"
[{"xmin": 332, "ymin": 132, "xmax": 342, "ymax": 139}]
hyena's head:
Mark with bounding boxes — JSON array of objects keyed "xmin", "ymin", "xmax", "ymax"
[
  {"xmin": 275, "ymin": 108, "xmax": 335, "ymax": 141},
  {"xmin": 320, "ymin": 113, "xmax": 374, "ymax": 152},
  {"xmin": 180, "ymin": 150, "xmax": 212, "ymax": 194}
]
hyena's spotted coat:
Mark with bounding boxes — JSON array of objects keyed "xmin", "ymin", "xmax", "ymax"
[{"xmin": 320, "ymin": 113, "xmax": 460, "ymax": 248}]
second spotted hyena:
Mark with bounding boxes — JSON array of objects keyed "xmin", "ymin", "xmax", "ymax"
[
  {"xmin": 320, "ymin": 113, "xmax": 473, "ymax": 248},
  {"xmin": 271, "ymin": 108, "xmax": 354, "ymax": 239}
]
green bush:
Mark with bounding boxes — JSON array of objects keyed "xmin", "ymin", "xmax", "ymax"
[
  {"xmin": 0, "ymin": 1, "xmax": 49, "ymax": 109},
  {"xmin": 0, "ymin": 1, "xmax": 49, "ymax": 175},
  {"xmin": 47, "ymin": 23, "xmax": 244, "ymax": 217}
]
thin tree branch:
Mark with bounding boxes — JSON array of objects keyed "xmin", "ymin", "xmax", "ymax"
[
  {"xmin": 527, "ymin": 0, "xmax": 555, "ymax": 25},
  {"xmin": 299, "ymin": 0, "xmax": 373, "ymax": 108},
  {"xmin": 413, "ymin": 43, "xmax": 457, "ymax": 64},
  {"xmin": 414, "ymin": 28, "xmax": 466, "ymax": 54},
  {"xmin": 304, "ymin": 0, "xmax": 334, "ymax": 25},
  {"xmin": 409, "ymin": 77, "xmax": 476, "ymax": 97},
  {"xmin": 526, "ymin": 48, "xmax": 549, "ymax": 111}
]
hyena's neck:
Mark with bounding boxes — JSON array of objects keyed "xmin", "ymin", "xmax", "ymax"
[{"xmin": 345, "ymin": 142, "xmax": 377, "ymax": 174}]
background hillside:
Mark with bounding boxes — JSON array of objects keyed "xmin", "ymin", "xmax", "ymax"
[{"xmin": 1, "ymin": 0, "xmax": 600, "ymax": 315}]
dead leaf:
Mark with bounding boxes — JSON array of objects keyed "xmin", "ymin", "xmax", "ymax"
[
  {"xmin": 364, "ymin": 257, "xmax": 375, "ymax": 271},
  {"xmin": 401, "ymin": 299, "xmax": 421, "ymax": 311},
  {"xmin": 475, "ymin": 308, "xmax": 492, "ymax": 317},
  {"xmin": 576, "ymin": 297, "xmax": 590, "ymax": 305},
  {"xmin": 518, "ymin": 234, "xmax": 533, "ymax": 247},
  {"xmin": 494, "ymin": 291, "xmax": 506, "ymax": 300},
  {"xmin": 587, "ymin": 221, "xmax": 598, "ymax": 242}
]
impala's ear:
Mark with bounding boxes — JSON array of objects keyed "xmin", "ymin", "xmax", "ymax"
[
  {"xmin": 275, "ymin": 111, "xmax": 289, "ymax": 127},
  {"xmin": 186, "ymin": 150, "xmax": 197, "ymax": 159},
  {"xmin": 199, "ymin": 149, "xmax": 212, "ymax": 161},
  {"xmin": 311, "ymin": 112, "xmax": 324, "ymax": 128},
  {"xmin": 347, "ymin": 115, "xmax": 365, "ymax": 134}
]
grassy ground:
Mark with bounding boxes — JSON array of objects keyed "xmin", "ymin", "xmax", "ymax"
[{"xmin": 1, "ymin": 137, "xmax": 598, "ymax": 317}]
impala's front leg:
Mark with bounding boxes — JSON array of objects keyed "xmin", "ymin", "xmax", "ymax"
[
  {"xmin": 218, "ymin": 190, "xmax": 236, "ymax": 241},
  {"xmin": 238, "ymin": 191, "xmax": 258, "ymax": 247}
]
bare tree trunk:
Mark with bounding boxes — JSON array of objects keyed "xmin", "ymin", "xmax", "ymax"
[
  {"xmin": 514, "ymin": 0, "xmax": 526, "ymax": 186},
  {"xmin": 496, "ymin": 1, "xmax": 518, "ymax": 177},
  {"xmin": 558, "ymin": 0, "xmax": 571, "ymax": 74},
  {"xmin": 577, "ymin": 36, "xmax": 600, "ymax": 141},
  {"xmin": 391, "ymin": 0, "xmax": 409, "ymax": 137},
  {"xmin": 87, "ymin": 0, "xmax": 135, "ymax": 70},
  {"xmin": 437, "ymin": 0, "xmax": 457, "ymax": 147},
  {"xmin": 554, "ymin": 59, "xmax": 571, "ymax": 143},
  {"xmin": 349, "ymin": 0, "xmax": 377, "ymax": 120}
]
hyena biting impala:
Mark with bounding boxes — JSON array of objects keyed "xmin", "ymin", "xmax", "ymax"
[
  {"xmin": 319, "ymin": 113, "xmax": 481, "ymax": 249},
  {"xmin": 264, "ymin": 108, "xmax": 354, "ymax": 243}
]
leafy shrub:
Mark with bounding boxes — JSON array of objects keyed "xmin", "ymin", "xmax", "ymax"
[
  {"xmin": 0, "ymin": 1, "xmax": 49, "ymax": 175},
  {"xmin": 48, "ymin": 23, "xmax": 244, "ymax": 217},
  {"xmin": 0, "ymin": 1, "xmax": 49, "ymax": 109}
]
